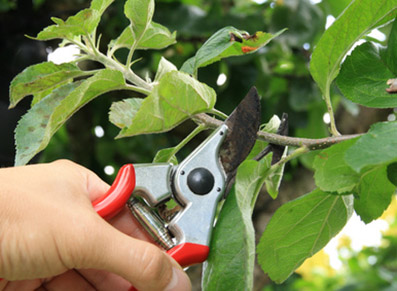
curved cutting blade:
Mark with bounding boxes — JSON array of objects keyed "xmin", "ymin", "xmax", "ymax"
[{"xmin": 219, "ymin": 87, "xmax": 261, "ymax": 194}]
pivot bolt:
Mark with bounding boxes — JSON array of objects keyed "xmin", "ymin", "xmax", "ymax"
[{"xmin": 187, "ymin": 168, "xmax": 215, "ymax": 195}]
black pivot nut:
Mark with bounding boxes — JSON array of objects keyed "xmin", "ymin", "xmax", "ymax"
[{"xmin": 187, "ymin": 167, "xmax": 215, "ymax": 195}]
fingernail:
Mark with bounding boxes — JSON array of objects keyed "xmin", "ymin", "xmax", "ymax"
[{"xmin": 164, "ymin": 267, "xmax": 191, "ymax": 291}]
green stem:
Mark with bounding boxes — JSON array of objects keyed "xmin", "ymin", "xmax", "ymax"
[
  {"xmin": 210, "ymin": 109, "xmax": 228, "ymax": 120},
  {"xmin": 324, "ymin": 88, "xmax": 340, "ymax": 136},
  {"xmin": 125, "ymin": 84, "xmax": 151, "ymax": 95},
  {"xmin": 273, "ymin": 146, "xmax": 309, "ymax": 168},
  {"xmin": 92, "ymin": 51, "xmax": 152, "ymax": 91},
  {"xmin": 83, "ymin": 34, "xmax": 98, "ymax": 57},
  {"xmin": 169, "ymin": 124, "xmax": 208, "ymax": 157}
]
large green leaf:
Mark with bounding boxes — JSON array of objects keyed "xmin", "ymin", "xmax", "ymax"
[
  {"xmin": 258, "ymin": 189, "xmax": 353, "ymax": 283},
  {"xmin": 124, "ymin": 0, "xmax": 154, "ymax": 40},
  {"xmin": 15, "ymin": 69, "xmax": 125, "ymax": 165},
  {"xmin": 49, "ymin": 69, "xmax": 125, "ymax": 133},
  {"xmin": 138, "ymin": 22, "xmax": 176, "ymax": 50},
  {"xmin": 14, "ymin": 82, "xmax": 81, "ymax": 166},
  {"xmin": 345, "ymin": 121, "xmax": 397, "ymax": 172},
  {"xmin": 34, "ymin": 9, "xmax": 101, "ymax": 40},
  {"xmin": 310, "ymin": 0, "xmax": 396, "ymax": 97},
  {"xmin": 90, "ymin": 0, "xmax": 114, "ymax": 14},
  {"xmin": 153, "ymin": 147, "xmax": 178, "ymax": 164},
  {"xmin": 154, "ymin": 57, "xmax": 177, "ymax": 82},
  {"xmin": 320, "ymin": 0, "xmax": 354, "ymax": 17},
  {"xmin": 9, "ymin": 62, "xmax": 88, "ymax": 108},
  {"xmin": 109, "ymin": 98, "xmax": 143, "ymax": 128},
  {"xmin": 265, "ymin": 150, "xmax": 287, "ymax": 199},
  {"xmin": 355, "ymin": 165, "xmax": 397, "ymax": 223},
  {"xmin": 314, "ymin": 138, "xmax": 359, "ymax": 194},
  {"xmin": 202, "ymin": 159, "xmax": 270, "ymax": 291},
  {"xmin": 336, "ymin": 42, "xmax": 397, "ymax": 108},
  {"xmin": 380, "ymin": 16, "xmax": 397, "ymax": 74},
  {"xmin": 109, "ymin": 22, "xmax": 176, "ymax": 51},
  {"xmin": 181, "ymin": 27, "xmax": 285, "ymax": 75},
  {"xmin": 116, "ymin": 71, "xmax": 216, "ymax": 137}
]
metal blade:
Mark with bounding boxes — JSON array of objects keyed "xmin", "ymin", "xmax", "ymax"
[{"xmin": 219, "ymin": 87, "xmax": 261, "ymax": 194}]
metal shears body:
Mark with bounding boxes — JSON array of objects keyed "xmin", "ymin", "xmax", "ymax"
[
  {"xmin": 93, "ymin": 125, "xmax": 228, "ymax": 267},
  {"xmin": 92, "ymin": 87, "xmax": 261, "ymax": 268}
]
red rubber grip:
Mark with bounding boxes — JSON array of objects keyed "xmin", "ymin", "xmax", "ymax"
[
  {"xmin": 167, "ymin": 242, "xmax": 210, "ymax": 268},
  {"xmin": 93, "ymin": 164, "xmax": 136, "ymax": 220}
]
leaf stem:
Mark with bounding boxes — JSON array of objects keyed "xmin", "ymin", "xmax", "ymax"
[
  {"xmin": 324, "ymin": 89, "xmax": 340, "ymax": 136},
  {"xmin": 174, "ymin": 124, "xmax": 208, "ymax": 153},
  {"xmin": 162, "ymin": 124, "xmax": 208, "ymax": 160},
  {"xmin": 209, "ymin": 109, "xmax": 228, "ymax": 120},
  {"xmin": 124, "ymin": 84, "xmax": 151, "ymax": 95},
  {"xmin": 91, "ymin": 51, "xmax": 152, "ymax": 91},
  {"xmin": 273, "ymin": 146, "xmax": 309, "ymax": 167},
  {"xmin": 83, "ymin": 34, "xmax": 98, "ymax": 57}
]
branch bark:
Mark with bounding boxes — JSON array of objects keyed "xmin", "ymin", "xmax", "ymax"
[{"xmin": 194, "ymin": 113, "xmax": 362, "ymax": 150}]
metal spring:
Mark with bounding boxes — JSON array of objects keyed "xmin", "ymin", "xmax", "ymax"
[{"xmin": 127, "ymin": 198, "xmax": 175, "ymax": 250}]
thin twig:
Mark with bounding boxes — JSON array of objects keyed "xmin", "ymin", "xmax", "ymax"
[{"xmin": 193, "ymin": 113, "xmax": 362, "ymax": 150}]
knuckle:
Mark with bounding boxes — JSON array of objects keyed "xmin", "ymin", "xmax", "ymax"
[
  {"xmin": 138, "ymin": 244, "xmax": 172, "ymax": 288},
  {"xmin": 50, "ymin": 159, "xmax": 76, "ymax": 168}
]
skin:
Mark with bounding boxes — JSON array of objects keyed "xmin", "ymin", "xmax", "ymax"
[{"xmin": 0, "ymin": 160, "xmax": 191, "ymax": 291}]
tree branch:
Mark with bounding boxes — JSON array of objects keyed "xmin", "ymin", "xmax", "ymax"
[{"xmin": 193, "ymin": 113, "xmax": 362, "ymax": 150}]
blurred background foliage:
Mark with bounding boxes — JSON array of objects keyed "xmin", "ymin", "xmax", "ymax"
[{"xmin": 1, "ymin": 0, "xmax": 396, "ymax": 289}]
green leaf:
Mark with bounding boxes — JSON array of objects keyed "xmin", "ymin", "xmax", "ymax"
[
  {"xmin": 49, "ymin": 69, "xmax": 125, "ymax": 133},
  {"xmin": 14, "ymin": 82, "xmax": 81, "ymax": 166},
  {"xmin": 154, "ymin": 57, "xmax": 177, "ymax": 82},
  {"xmin": 336, "ymin": 42, "xmax": 397, "ymax": 108},
  {"xmin": 34, "ymin": 9, "xmax": 101, "ymax": 40},
  {"xmin": 261, "ymin": 115, "xmax": 281, "ymax": 133},
  {"xmin": 355, "ymin": 165, "xmax": 397, "ymax": 223},
  {"xmin": 314, "ymin": 138, "xmax": 360, "ymax": 194},
  {"xmin": 320, "ymin": 0, "xmax": 353, "ymax": 17},
  {"xmin": 137, "ymin": 22, "xmax": 176, "ymax": 50},
  {"xmin": 90, "ymin": 0, "xmax": 114, "ymax": 14},
  {"xmin": 109, "ymin": 22, "xmax": 176, "ymax": 51},
  {"xmin": 31, "ymin": 80, "xmax": 71, "ymax": 106},
  {"xmin": 15, "ymin": 69, "xmax": 125, "ymax": 165},
  {"xmin": 153, "ymin": 148, "xmax": 178, "ymax": 164},
  {"xmin": 345, "ymin": 121, "xmax": 397, "ymax": 172},
  {"xmin": 181, "ymin": 27, "xmax": 286, "ymax": 74},
  {"xmin": 380, "ymin": 17, "xmax": 397, "ymax": 74},
  {"xmin": 9, "ymin": 62, "xmax": 88, "ymax": 108},
  {"xmin": 109, "ymin": 98, "xmax": 143, "ymax": 128},
  {"xmin": 124, "ymin": 0, "xmax": 154, "ymax": 40},
  {"xmin": 258, "ymin": 189, "xmax": 353, "ymax": 283},
  {"xmin": 108, "ymin": 26, "xmax": 134, "ymax": 52},
  {"xmin": 310, "ymin": 0, "xmax": 396, "ymax": 98},
  {"xmin": 117, "ymin": 71, "xmax": 216, "ymax": 137},
  {"xmin": 202, "ymin": 159, "xmax": 270, "ymax": 291},
  {"xmin": 265, "ymin": 150, "xmax": 287, "ymax": 199}
]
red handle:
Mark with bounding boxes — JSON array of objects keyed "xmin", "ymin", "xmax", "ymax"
[
  {"xmin": 93, "ymin": 164, "xmax": 136, "ymax": 220},
  {"xmin": 167, "ymin": 242, "xmax": 210, "ymax": 268}
]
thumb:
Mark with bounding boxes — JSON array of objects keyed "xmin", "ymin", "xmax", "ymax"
[{"xmin": 83, "ymin": 222, "xmax": 191, "ymax": 291}]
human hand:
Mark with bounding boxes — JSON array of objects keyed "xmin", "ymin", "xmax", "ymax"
[{"xmin": 0, "ymin": 160, "xmax": 191, "ymax": 291}]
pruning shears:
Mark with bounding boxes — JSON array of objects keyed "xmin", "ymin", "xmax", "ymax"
[{"xmin": 92, "ymin": 87, "xmax": 261, "ymax": 268}]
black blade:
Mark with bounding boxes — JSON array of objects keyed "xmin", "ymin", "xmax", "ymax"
[{"xmin": 219, "ymin": 87, "xmax": 261, "ymax": 194}]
